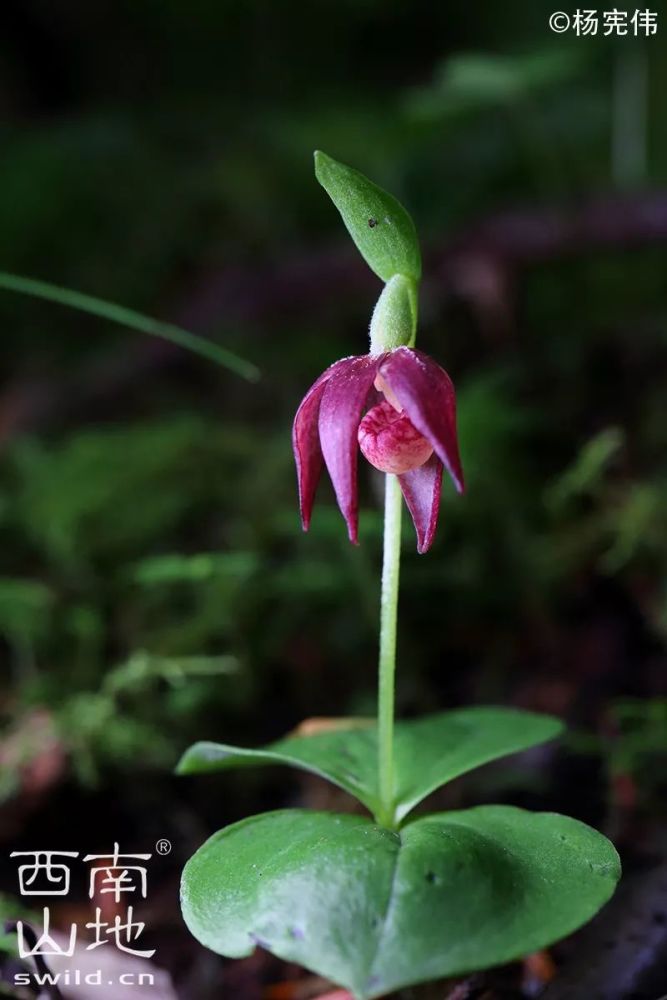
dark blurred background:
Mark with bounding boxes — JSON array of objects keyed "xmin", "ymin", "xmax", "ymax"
[{"xmin": 1, "ymin": 2, "xmax": 666, "ymax": 997}]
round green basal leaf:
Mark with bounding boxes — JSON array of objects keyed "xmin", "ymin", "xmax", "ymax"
[
  {"xmin": 314, "ymin": 151, "xmax": 421, "ymax": 283},
  {"xmin": 181, "ymin": 806, "xmax": 620, "ymax": 999},
  {"xmin": 177, "ymin": 706, "xmax": 563, "ymax": 824}
]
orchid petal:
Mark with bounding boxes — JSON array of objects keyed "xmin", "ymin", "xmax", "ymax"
[
  {"xmin": 398, "ymin": 455, "xmax": 443, "ymax": 554},
  {"xmin": 292, "ymin": 358, "xmax": 351, "ymax": 531},
  {"xmin": 378, "ymin": 347, "xmax": 464, "ymax": 493},
  {"xmin": 318, "ymin": 354, "xmax": 384, "ymax": 543}
]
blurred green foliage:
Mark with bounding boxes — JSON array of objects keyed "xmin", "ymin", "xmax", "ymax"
[{"xmin": 0, "ymin": 0, "xmax": 666, "ymax": 819}]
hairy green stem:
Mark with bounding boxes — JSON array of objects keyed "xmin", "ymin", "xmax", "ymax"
[{"xmin": 377, "ymin": 472, "xmax": 403, "ymax": 828}]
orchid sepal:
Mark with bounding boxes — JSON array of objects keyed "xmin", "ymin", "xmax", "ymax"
[{"xmin": 292, "ymin": 347, "xmax": 463, "ymax": 552}]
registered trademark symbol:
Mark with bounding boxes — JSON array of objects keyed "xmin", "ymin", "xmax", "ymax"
[{"xmin": 156, "ymin": 838, "xmax": 172, "ymax": 856}]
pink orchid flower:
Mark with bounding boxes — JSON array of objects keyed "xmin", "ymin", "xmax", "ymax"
[{"xmin": 293, "ymin": 345, "xmax": 464, "ymax": 553}]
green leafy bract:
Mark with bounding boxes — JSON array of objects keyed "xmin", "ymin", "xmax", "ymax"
[{"xmin": 314, "ymin": 151, "xmax": 421, "ymax": 283}]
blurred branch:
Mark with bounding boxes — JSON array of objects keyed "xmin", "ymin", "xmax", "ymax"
[
  {"xmin": 171, "ymin": 190, "xmax": 667, "ymax": 339},
  {"xmin": 3, "ymin": 190, "xmax": 667, "ymax": 438},
  {"xmin": 433, "ymin": 189, "xmax": 667, "ymax": 336},
  {"xmin": 612, "ymin": 44, "xmax": 648, "ymax": 188},
  {"xmin": 438, "ymin": 191, "xmax": 667, "ymax": 266},
  {"xmin": 0, "ymin": 271, "xmax": 259, "ymax": 380}
]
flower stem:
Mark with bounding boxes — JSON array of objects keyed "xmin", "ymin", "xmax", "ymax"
[{"xmin": 377, "ymin": 472, "xmax": 403, "ymax": 828}]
